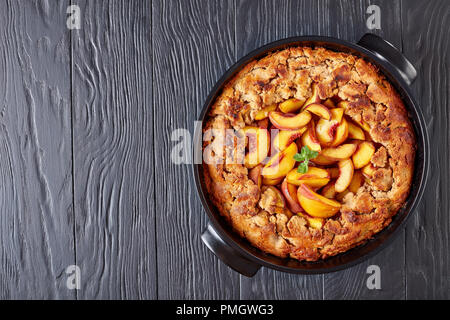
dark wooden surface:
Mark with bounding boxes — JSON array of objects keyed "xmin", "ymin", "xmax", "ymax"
[{"xmin": 0, "ymin": 0, "xmax": 448, "ymax": 300}]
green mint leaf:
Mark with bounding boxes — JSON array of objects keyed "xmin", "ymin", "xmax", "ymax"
[
  {"xmin": 297, "ymin": 161, "xmax": 309, "ymax": 174},
  {"xmin": 308, "ymin": 150, "xmax": 319, "ymax": 159},
  {"xmin": 300, "ymin": 146, "xmax": 308, "ymax": 157},
  {"xmin": 294, "ymin": 146, "xmax": 319, "ymax": 172},
  {"xmin": 293, "ymin": 153, "xmax": 305, "ymax": 162}
]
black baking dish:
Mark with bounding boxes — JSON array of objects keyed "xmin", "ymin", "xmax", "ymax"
[{"xmin": 193, "ymin": 34, "xmax": 429, "ymax": 277}]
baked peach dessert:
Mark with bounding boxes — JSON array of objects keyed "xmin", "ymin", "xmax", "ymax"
[{"xmin": 202, "ymin": 47, "xmax": 416, "ymax": 261}]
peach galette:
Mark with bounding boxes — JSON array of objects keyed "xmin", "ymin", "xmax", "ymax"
[{"xmin": 203, "ymin": 47, "xmax": 415, "ymax": 261}]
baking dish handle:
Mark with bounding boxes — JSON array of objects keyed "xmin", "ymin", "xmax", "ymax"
[
  {"xmin": 201, "ymin": 224, "xmax": 261, "ymax": 277},
  {"xmin": 358, "ymin": 33, "xmax": 417, "ymax": 85}
]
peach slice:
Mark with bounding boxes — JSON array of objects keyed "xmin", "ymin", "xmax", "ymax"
[
  {"xmin": 241, "ymin": 127, "xmax": 270, "ymax": 168},
  {"xmin": 331, "ymin": 108, "xmax": 345, "ymax": 123},
  {"xmin": 337, "ymin": 101, "xmax": 350, "ymax": 110},
  {"xmin": 327, "ymin": 167, "xmax": 340, "ymax": 179},
  {"xmin": 257, "ymin": 118, "xmax": 269, "ymax": 129},
  {"xmin": 323, "ymin": 98, "xmax": 335, "ymax": 109},
  {"xmin": 249, "ymin": 165, "xmax": 263, "ymax": 188},
  {"xmin": 316, "ymin": 119, "xmax": 339, "ymax": 145},
  {"xmin": 302, "ymin": 83, "xmax": 321, "ymax": 110},
  {"xmin": 262, "ymin": 142, "xmax": 297, "ymax": 179},
  {"xmin": 255, "ymin": 104, "xmax": 277, "ymax": 120},
  {"xmin": 297, "ymin": 184, "xmax": 341, "ymax": 218},
  {"xmin": 329, "ymin": 117, "xmax": 349, "ymax": 147},
  {"xmin": 348, "ymin": 171, "xmax": 364, "ymax": 193},
  {"xmin": 304, "ymin": 103, "xmax": 332, "ymax": 120},
  {"xmin": 262, "ymin": 177, "xmax": 283, "ymax": 186},
  {"xmin": 347, "ymin": 120, "xmax": 365, "ymax": 140},
  {"xmin": 358, "ymin": 119, "xmax": 371, "ymax": 132},
  {"xmin": 311, "ymin": 154, "xmax": 337, "ymax": 166},
  {"xmin": 272, "ymin": 128, "xmax": 306, "ymax": 153},
  {"xmin": 335, "ymin": 159, "xmax": 354, "ymax": 193},
  {"xmin": 342, "ymin": 110, "xmax": 370, "ymax": 132},
  {"xmin": 297, "ymin": 212, "xmax": 324, "ymax": 229},
  {"xmin": 279, "ymin": 98, "xmax": 305, "ymax": 113},
  {"xmin": 315, "ymin": 108, "xmax": 345, "ymax": 145},
  {"xmin": 362, "ymin": 163, "xmax": 377, "ymax": 180},
  {"xmin": 322, "ymin": 181, "xmax": 336, "ymax": 199},
  {"xmin": 286, "ymin": 167, "xmax": 330, "ymax": 188},
  {"xmin": 352, "ymin": 141, "xmax": 375, "ymax": 169},
  {"xmin": 321, "ymin": 143, "xmax": 358, "ymax": 161},
  {"xmin": 281, "ymin": 180, "xmax": 303, "ymax": 213},
  {"xmin": 269, "ymin": 111, "xmax": 312, "ymax": 130},
  {"xmin": 301, "ymin": 121, "xmax": 321, "ymax": 152}
]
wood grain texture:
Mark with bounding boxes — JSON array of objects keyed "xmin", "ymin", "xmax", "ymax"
[
  {"xmin": 72, "ymin": 0, "xmax": 156, "ymax": 299},
  {"xmin": 152, "ymin": 0, "xmax": 240, "ymax": 299},
  {"xmin": 402, "ymin": 0, "xmax": 450, "ymax": 300},
  {"xmin": 0, "ymin": 0, "xmax": 447, "ymax": 300},
  {"xmin": 235, "ymin": 0, "xmax": 405, "ymax": 300},
  {"xmin": 0, "ymin": 0, "xmax": 75, "ymax": 299}
]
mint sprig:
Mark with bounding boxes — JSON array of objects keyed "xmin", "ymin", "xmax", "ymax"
[{"xmin": 293, "ymin": 146, "xmax": 318, "ymax": 174}]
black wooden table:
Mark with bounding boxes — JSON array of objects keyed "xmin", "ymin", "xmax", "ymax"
[{"xmin": 0, "ymin": 0, "xmax": 448, "ymax": 300}]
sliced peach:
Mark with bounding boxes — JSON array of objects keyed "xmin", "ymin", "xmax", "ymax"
[
  {"xmin": 262, "ymin": 142, "xmax": 297, "ymax": 179},
  {"xmin": 297, "ymin": 184, "xmax": 341, "ymax": 218},
  {"xmin": 283, "ymin": 207, "xmax": 294, "ymax": 219},
  {"xmin": 262, "ymin": 177, "xmax": 283, "ymax": 186},
  {"xmin": 304, "ymin": 103, "xmax": 332, "ymax": 120},
  {"xmin": 347, "ymin": 120, "xmax": 365, "ymax": 140},
  {"xmin": 286, "ymin": 167, "xmax": 330, "ymax": 188},
  {"xmin": 281, "ymin": 180, "xmax": 303, "ymax": 213},
  {"xmin": 272, "ymin": 128, "xmax": 306, "ymax": 153},
  {"xmin": 257, "ymin": 118, "xmax": 269, "ymax": 129},
  {"xmin": 323, "ymin": 99, "xmax": 335, "ymax": 108},
  {"xmin": 330, "ymin": 108, "xmax": 345, "ymax": 123},
  {"xmin": 315, "ymin": 108, "xmax": 345, "ymax": 145},
  {"xmin": 337, "ymin": 101, "xmax": 350, "ymax": 110},
  {"xmin": 241, "ymin": 127, "xmax": 270, "ymax": 168},
  {"xmin": 335, "ymin": 159, "xmax": 354, "ymax": 193},
  {"xmin": 255, "ymin": 104, "xmax": 277, "ymax": 120},
  {"xmin": 297, "ymin": 212, "xmax": 324, "ymax": 229},
  {"xmin": 249, "ymin": 165, "xmax": 263, "ymax": 188},
  {"xmin": 321, "ymin": 143, "xmax": 358, "ymax": 161},
  {"xmin": 302, "ymin": 83, "xmax": 321, "ymax": 110},
  {"xmin": 364, "ymin": 131, "xmax": 373, "ymax": 142},
  {"xmin": 301, "ymin": 121, "xmax": 321, "ymax": 152},
  {"xmin": 362, "ymin": 163, "xmax": 377, "ymax": 180},
  {"xmin": 329, "ymin": 117, "xmax": 349, "ymax": 147},
  {"xmin": 269, "ymin": 111, "xmax": 312, "ymax": 130},
  {"xmin": 350, "ymin": 114, "xmax": 371, "ymax": 132},
  {"xmin": 327, "ymin": 167, "xmax": 340, "ymax": 179},
  {"xmin": 348, "ymin": 171, "xmax": 364, "ymax": 193},
  {"xmin": 311, "ymin": 154, "xmax": 337, "ymax": 166},
  {"xmin": 352, "ymin": 141, "xmax": 375, "ymax": 169},
  {"xmin": 316, "ymin": 120, "xmax": 339, "ymax": 145},
  {"xmin": 322, "ymin": 181, "xmax": 336, "ymax": 199},
  {"xmin": 279, "ymin": 98, "xmax": 305, "ymax": 113}
]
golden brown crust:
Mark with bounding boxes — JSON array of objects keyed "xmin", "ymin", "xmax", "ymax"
[{"xmin": 203, "ymin": 46, "xmax": 416, "ymax": 261}]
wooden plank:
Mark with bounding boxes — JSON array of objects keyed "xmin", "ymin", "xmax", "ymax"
[
  {"xmin": 236, "ymin": 0, "xmax": 406, "ymax": 300},
  {"xmin": 152, "ymin": 0, "xmax": 240, "ymax": 299},
  {"xmin": 0, "ymin": 0, "xmax": 75, "ymax": 299},
  {"xmin": 401, "ymin": 0, "xmax": 450, "ymax": 299},
  {"xmin": 72, "ymin": 0, "xmax": 156, "ymax": 299},
  {"xmin": 323, "ymin": 0, "xmax": 406, "ymax": 300}
]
